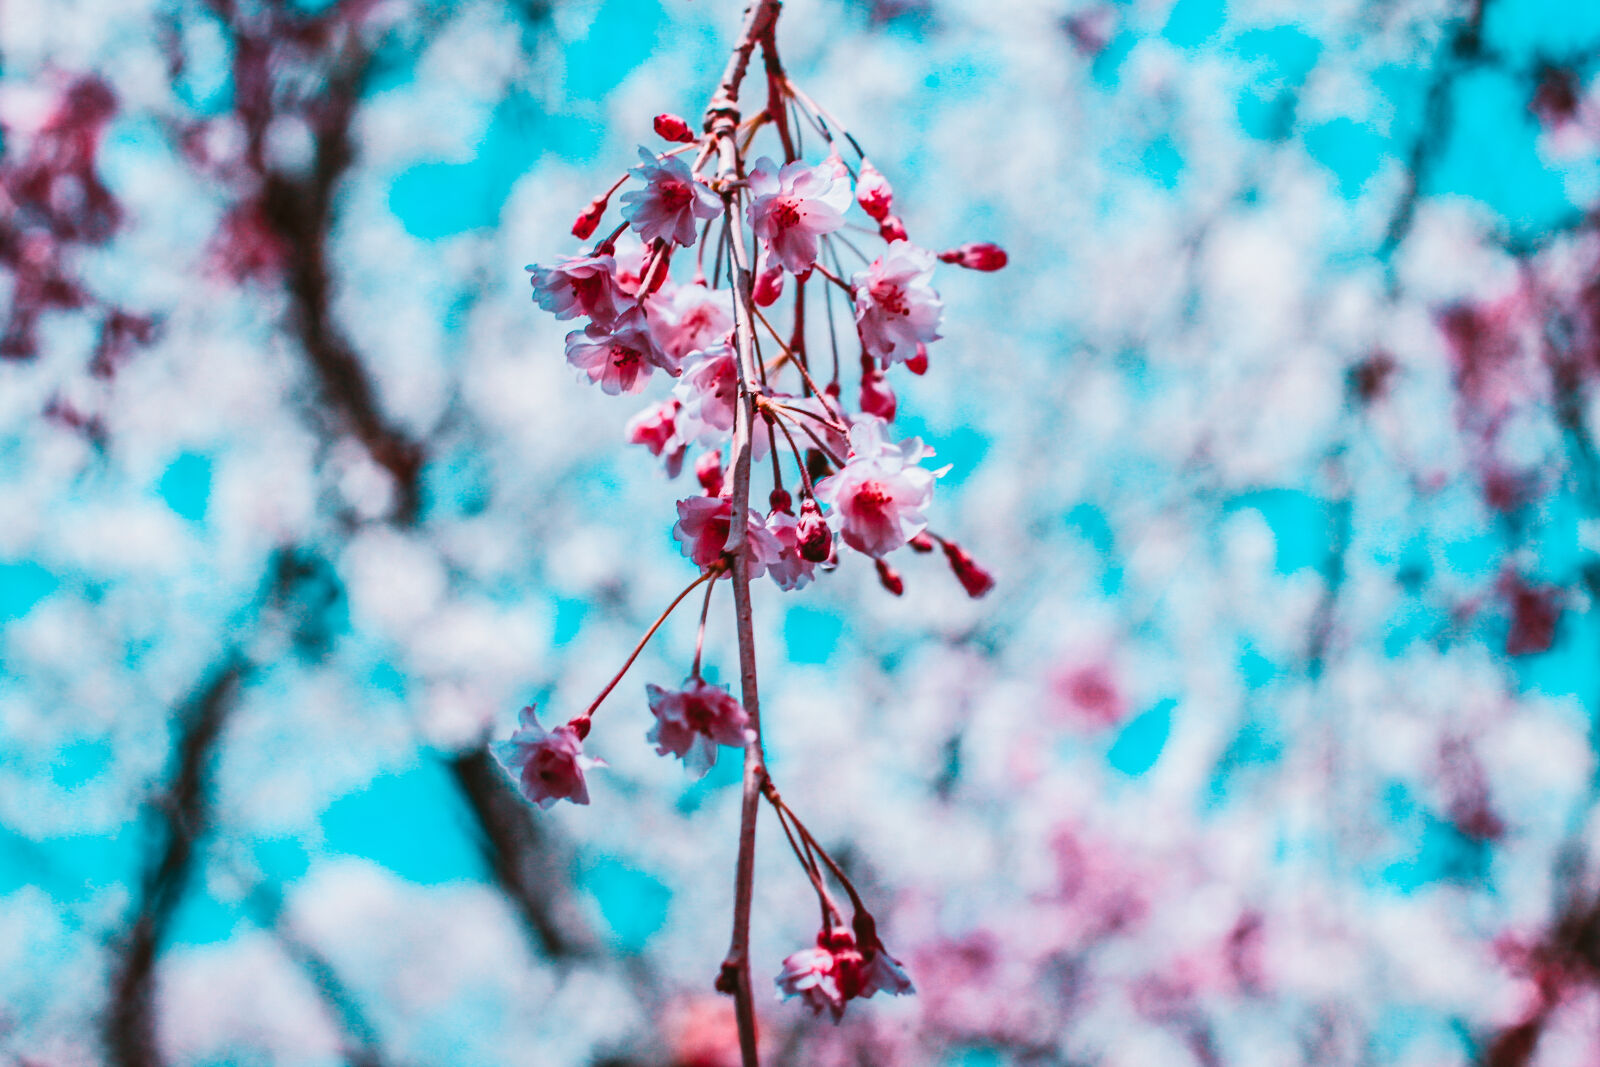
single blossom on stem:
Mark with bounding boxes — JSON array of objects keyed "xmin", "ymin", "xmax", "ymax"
[
  {"xmin": 673, "ymin": 493, "xmax": 783, "ymax": 575},
  {"xmin": 775, "ymin": 926, "xmax": 913, "ymax": 1022},
  {"xmin": 646, "ymin": 677, "xmax": 750, "ymax": 778},
  {"xmin": 746, "ymin": 156, "xmax": 852, "ymax": 274},
  {"xmin": 813, "ymin": 417, "xmax": 944, "ymax": 558},
  {"xmin": 852, "ymin": 240, "xmax": 943, "ymax": 365},
  {"xmin": 626, "ymin": 396, "xmax": 690, "ymax": 476},
  {"xmin": 527, "ymin": 252, "xmax": 624, "ymax": 324},
  {"xmin": 620, "ymin": 146, "xmax": 722, "ymax": 247},
  {"xmin": 649, "ymin": 282, "xmax": 735, "ymax": 361},
  {"xmin": 566, "ymin": 306, "xmax": 677, "ymax": 395},
  {"xmin": 491, "ymin": 705, "xmax": 603, "ymax": 809},
  {"xmin": 765, "ymin": 508, "xmax": 819, "ymax": 591}
]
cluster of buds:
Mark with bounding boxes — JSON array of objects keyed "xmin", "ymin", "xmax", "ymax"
[{"xmin": 499, "ymin": 0, "xmax": 1002, "ymax": 1048}]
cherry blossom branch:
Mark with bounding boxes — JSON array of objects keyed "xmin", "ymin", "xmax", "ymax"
[{"xmin": 703, "ymin": 3, "xmax": 783, "ymax": 1061}]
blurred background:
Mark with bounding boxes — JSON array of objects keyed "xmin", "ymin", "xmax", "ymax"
[{"xmin": 4, "ymin": 0, "xmax": 1600, "ymax": 1064}]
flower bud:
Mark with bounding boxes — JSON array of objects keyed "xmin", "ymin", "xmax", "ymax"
[
  {"xmin": 938, "ymin": 242, "xmax": 1008, "ymax": 271},
  {"xmin": 856, "ymin": 162, "xmax": 893, "ymax": 222},
  {"xmin": 571, "ymin": 193, "xmax": 610, "ymax": 239},
  {"xmin": 941, "ymin": 539, "xmax": 995, "ymax": 598},
  {"xmin": 753, "ymin": 261, "xmax": 785, "ymax": 307},
  {"xmin": 696, "ymin": 450, "xmax": 724, "ymax": 496},
  {"xmin": 859, "ymin": 366, "xmax": 897, "ymax": 421},
  {"xmin": 653, "ymin": 113, "xmax": 696, "ymax": 143},
  {"xmin": 797, "ymin": 499, "xmax": 832, "ymax": 562},
  {"xmin": 878, "ymin": 214, "xmax": 908, "ymax": 243},
  {"xmin": 905, "ymin": 343, "xmax": 929, "ymax": 376},
  {"xmin": 908, "ymin": 532, "xmax": 935, "ymax": 553},
  {"xmin": 875, "ymin": 558, "xmax": 904, "ymax": 596},
  {"xmin": 769, "ymin": 488, "xmax": 793, "ymax": 514}
]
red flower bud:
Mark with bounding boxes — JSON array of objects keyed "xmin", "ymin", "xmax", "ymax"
[
  {"xmin": 653, "ymin": 113, "xmax": 696, "ymax": 143},
  {"xmin": 769, "ymin": 488, "xmax": 793, "ymax": 514},
  {"xmin": 753, "ymin": 262, "xmax": 785, "ymax": 307},
  {"xmin": 938, "ymin": 242, "xmax": 1008, "ymax": 271},
  {"xmin": 905, "ymin": 343, "xmax": 929, "ymax": 376},
  {"xmin": 696, "ymin": 450, "xmax": 724, "ymax": 496},
  {"xmin": 797, "ymin": 499, "xmax": 832, "ymax": 563},
  {"xmin": 941, "ymin": 540, "xmax": 995, "ymax": 598},
  {"xmin": 571, "ymin": 193, "xmax": 610, "ymax": 239},
  {"xmin": 875, "ymin": 558, "xmax": 904, "ymax": 596},
  {"xmin": 856, "ymin": 161, "xmax": 894, "ymax": 222},
  {"xmin": 859, "ymin": 366, "xmax": 897, "ymax": 421},
  {"xmin": 908, "ymin": 532, "xmax": 935, "ymax": 553},
  {"xmin": 878, "ymin": 214, "xmax": 908, "ymax": 243}
]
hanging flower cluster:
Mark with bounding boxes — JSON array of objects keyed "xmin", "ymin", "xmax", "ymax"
[{"xmin": 499, "ymin": 0, "xmax": 1002, "ymax": 1055}]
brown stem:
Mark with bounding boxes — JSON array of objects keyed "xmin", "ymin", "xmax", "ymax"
[
  {"xmin": 584, "ymin": 568, "xmax": 716, "ymax": 718},
  {"xmin": 704, "ymin": 3, "xmax": 783, "ymax": 1062}
]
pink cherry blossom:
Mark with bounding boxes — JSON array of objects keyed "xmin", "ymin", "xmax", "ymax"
[
  {"xmin": 745, "ymin": 156, "xmax": 852, "ymax": 274},
  {"xmin": 852, "ymin": 240, "xmax": 943, "ymax": 365},
  {"xmin": 672, "ymin": 493, "xmax": 782, "ymax": 575},
  {"xmin": 626, "ymin": 397, "xmax": 688, "ymax": 476},
  {"xmin": 526, "ymin": 252, "xmax": 624, "ymax": 325},
  {"xmin": 765, "ymin": 508, "xmax": 818, "ymax": 591},
  {"xmin": 565, "ymin": 307, "xmax": 676, "ymax": 395},
  {"xmin": 777, "ymin": 927, "xmax": 912, "ymax": 1022},
  {"xmin": 647, "ymin": 282, "xmax": 733, "ymax": 361},
  {"xmin": 776, "ymin": 943, "xmax": 846, "ymax": 1022},
  {"xmin": 490, "ymin": 705, "xmax": 602, "ymax": 809},
  {"xmin": 675, "ymin": 343, "xmax": 741, "ymax": 433},
  {"xmin": 609, "ymin": 234, "xmax": 650, "ymax": 296},
  {"xmin": 619, "ymin": 147, "xmax": 721, "ymax": 247},
  {"xmin": 645, "ymin": 677, "xmax": 749, "ymax": 778},
  {"xmin": 812, "ymin": 417, "xmax": 943, "ymax": 558}
]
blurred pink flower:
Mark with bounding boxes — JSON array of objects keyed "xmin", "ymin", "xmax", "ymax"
[
  {"xmin": 491, "ymin": 705, "xmax": 602, "ymax": 809},
  {"xmin": 646, "ymin": 677, "xmax": 749, "ymax": 778}
]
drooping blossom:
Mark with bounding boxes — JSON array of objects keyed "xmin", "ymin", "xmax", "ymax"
[
  {"xmin": 745, "ymin": 156, "xmax": 852, "ymax": 274},
  {"xmin": 676, "ymin": 343, "xmax": 741, "ymax": 433},
  {"xmin": 696, "ymin": 450, "xmax": 725, "ymax": 495},
  {"xmin": 776, "ymin": 926, "xmax": 913, "ymax": 1022},
  {"xmin": 491, "ymin": 705, "xmax": 602, "ymax": 809},
  {"xmin": 813, "ymin": 417, "xmax": 943, "ymax": 558},
  {"xmin": 626, "ymin": 397, "xmax": 689, "ymax": 476},
  {"xmin": 765, "ymin": 508, "xmax": 818, "ymax": 591},
  {"xmin": 852, "ymin": 240, "xmax": 943, "ymax": 364},
  {"xmin": 527, "ymin": 252, "xmax": 624, "ymax": 325},
  {"xmin": 648, "ymin": 282, "xmax": 734, "ymax": 361},
  {"xmin": 610, "ymin": 234, "xmax": 650, "ymax": 295},
  {"xmin": 672, "ymin": 494, "xmax": 782, "ymax": 575},
  {"xmin": 565, "ymin": 307, "xmax": 676, "ymax": 395},
  {"xmin": 619, "ymin": 147, "xmax": 721, "ymax": 247},
  {"xmin": 645, "ymin": 677, "xmax": 749, "ymax": 778}
]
